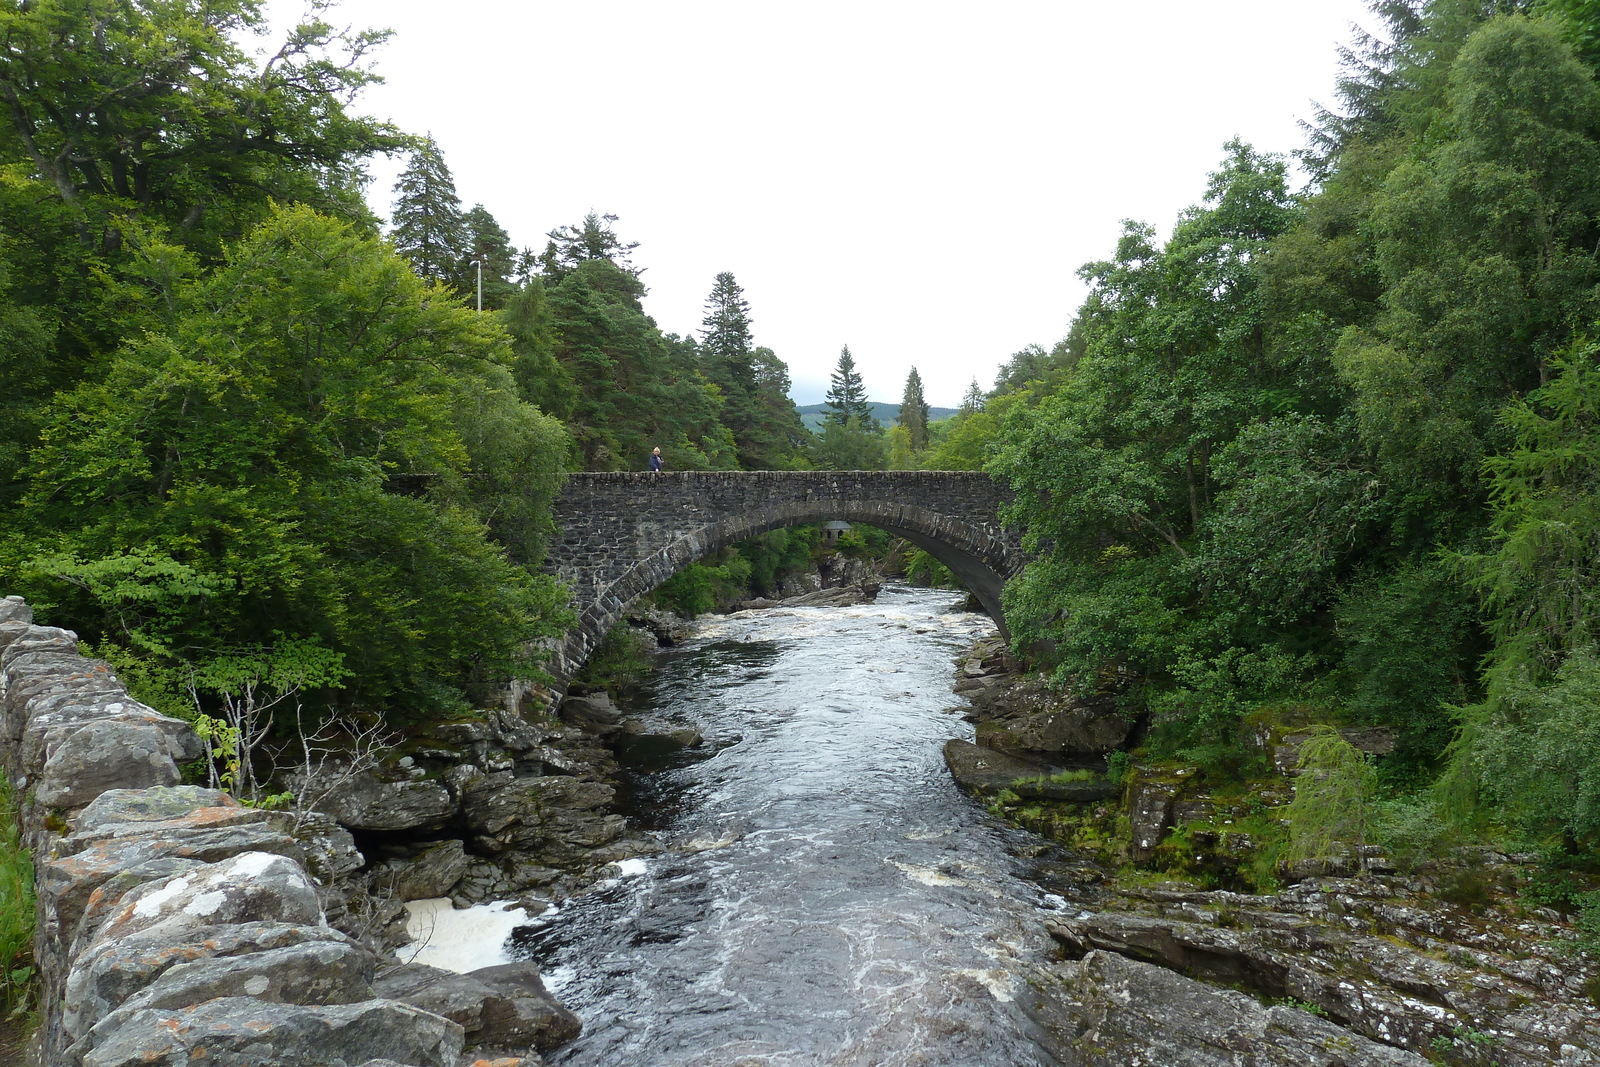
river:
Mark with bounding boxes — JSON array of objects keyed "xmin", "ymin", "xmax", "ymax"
[{"xmin": 421, "ymin": 585, "xmax": 1071, "ymax": 1066}]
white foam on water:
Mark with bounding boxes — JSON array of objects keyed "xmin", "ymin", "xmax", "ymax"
[
  {"xmin": 611, "ymin": 857, "xmax": 649, "ymax": 878},
  {"xmin": 954, "ymin": 967, "xmax": 1020, "ymax": 1003},
  {"xmin": 396, "ymin": 898, "xmax": 530, "ymax": 973}
]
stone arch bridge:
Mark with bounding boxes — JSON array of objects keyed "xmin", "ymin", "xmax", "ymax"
[{"xmin": 527, "ymin": 471, "xmax": 1023, "ymax": 711}]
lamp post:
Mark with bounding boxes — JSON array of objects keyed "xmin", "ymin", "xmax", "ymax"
[{"xmin": 471, "ymin": 258, "xmax": 483, "ymax": 312}]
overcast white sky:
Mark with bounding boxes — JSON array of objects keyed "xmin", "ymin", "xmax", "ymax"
[{"xmin": 265, "ymin": 0, "xmax": 1375, "ymax": 408}]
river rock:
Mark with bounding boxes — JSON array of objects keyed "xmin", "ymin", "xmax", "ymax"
[
  {"xmin": 374, "ymin": 960, "xmax": 580, "ymax": 1051},
  {"xmin": 942, "ymin": 739, "xmax": 1051, "ymax": 795},
  {"xmin": 559, "ymin": 694, "xmax": 623, "ymax": 736},
  {"xmin": 1043, "ymin": 874, "xmax": 1600, "ymax": 1065},
  {"xmin": 299, "ymin": 764, "xmax": 457, "ymax": 832},
  {"xmin": 79, "ymin": 997, "xmax": 463, "ymax": 1067},
  {"xmin": 974, "ymin": 694, "xmax": 1131, "ymax": 759},
  {"xmin": 383, "ymin": 840, "xmax": 471, "ymax": 902},
  {"xmin": 1026, "ymin": 949, "xmax": 1430, "ymax": 1066}
]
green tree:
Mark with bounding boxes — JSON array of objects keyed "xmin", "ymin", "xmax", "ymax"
[
  {"xmin": 2, "ymin": 204, "xmax": 569, "ymax": 714},
  {"xmin": 959, "ymin": 379, "xmax": 985, "ymax": 415},
  {"xmin": 898, "ymin": 367, "xmax": 931, "ymax": 452},
  {"xmin": 546, "ymin": 258, "xmax": 733, "ymax": 471},
  {"xmin": 1332, "ymin": 15, "xmax": 1600, "ymax": 535},
  {"xmin": 0, "ymin": 0, "xmax": 401, "ymax": 254},
  {"xmin": 538, "ymin": 211, "xmax": 641, "ymax": 282},
  {"xmin": 993, "ymin": 141, "xmax": 1299, "ymax": 718},
  {"xmin": 812, "ymin": 416, "xmax": 887, "ymax": 470},
  {"xmin": 390, "ymin": 135, "xmax": 466, "ymax": 284},
  {"xmin": 824, "ymin": 346, "xmax": 875, "ymax": 428},
  {"xmin": 750, "ymin": 346, "xmax": 811, "ymax": 469},
  {"xmin": 457, "ymin": 204, "xmax": 517, "ymax": 310},
  {"xmin": 1284, "ymin": 726, "xmax": 1379, "ymax": 871}
]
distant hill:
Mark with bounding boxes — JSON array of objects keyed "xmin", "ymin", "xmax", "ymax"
[{"xmin": 795, "ymin": 401, "xmax": 958, "ymax": 433}]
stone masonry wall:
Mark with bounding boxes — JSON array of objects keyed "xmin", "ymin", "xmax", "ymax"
[
  {"xmin": 0, "ymin": 595, "xmax": 465, "ymax": 1067},
  {"xmin": 531, "ymin": 471, "xmax": 1023, "ymax": 714}
]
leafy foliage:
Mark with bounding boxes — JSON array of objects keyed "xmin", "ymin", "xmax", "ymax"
[
  {"xmin": 1284, "ymin": 726, "xmax": 1379, "ymax": 869},
  {"xmin": 1, "ymin": 205, "xmax": 570, "ymax": 715}
]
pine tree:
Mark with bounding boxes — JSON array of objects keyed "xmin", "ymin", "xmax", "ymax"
[
  {"xmin": 701, "ymin": 271, "xmax": 755, "ymax": 394},
  {"xmin": 390, "ymin": 136, "xmax": 466, "ymax": 283},
  {"xmin": 456, "ymin": 204, "xmax": 517, "ymax": 310},
  {"xmin": 825, "ymin": 346, "xmax": 875, "ymax": 428},
  {"xmin": 538, "ymin": 212, "xmax": 641, "ymax": 282},
  {"xmin": 899, "ymin": 367, "xmax": 931, "ymax": 452},
  {"xmin": 959, "ymin": 378, "xmax": 986, "ymax": 415}
]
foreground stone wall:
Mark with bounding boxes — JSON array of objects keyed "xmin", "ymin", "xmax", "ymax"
[
  {"xmin": 0, "ymin": 595, "xmax": 468, "ymax": 1067},
  {"xmin": 535, "ymin": 470, "xmax": 1023, "ymax": 712}
]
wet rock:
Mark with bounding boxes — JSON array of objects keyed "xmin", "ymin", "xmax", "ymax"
[
  {"xmin": 1027, "ymin": 949, "xmax": 1429, "ymax": 1066},
  {"xmin": 374, "ymin": 961, "xmax": 580, "ymax": 1052},
  {"xmin": 942, "ymin": 739, "xmax": 1051, "ymax": 795},
  {"xmin": 775, "ymin": 585, "xmax": 874, "ymax": 608},
  {"xmin": 80, "ymin": 997, "xmax": 463, "ymax": 1067},
  {"xmin": 559, "ymin": 694, "xmax": 623, "ymax": 736}
]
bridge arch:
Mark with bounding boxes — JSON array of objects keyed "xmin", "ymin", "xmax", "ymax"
[{"xmin": 527, "ymin": 472, "xmax": 1023, "ymax": 712}]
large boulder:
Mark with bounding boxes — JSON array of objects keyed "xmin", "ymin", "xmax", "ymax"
[
  {"xmin": 374, "ymin": 961, "xmax": 580, "ymax": 1052},
  {"xmin": 80, "ymin": 997, "xmax": 463, "ymax": 1067},
  {"xmin": 559, "ymin": 694, "xmax": 623, "ymax": 736},
  {"xmin": 381, "ymin": 840, "xmax": 471, "ymax": 902},
  {"xmin": 85, "ymin": 852, "xmax": 324, "ymax": 951},
  {"xmin": 299, "ymin": 765, "xmax": 457, "ymax": 833},
  {"xmin": 974, "ymin": 696, "xmax": 1131, "ymax": 759},
  {"xmin": 44, "ymin": 806, "xmax": 303, "ymax": 944}
]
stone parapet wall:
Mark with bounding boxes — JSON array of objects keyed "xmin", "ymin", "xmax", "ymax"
[{"xmin": 0, "ymin": 595, "xmax": 468, "ymax": 1067}]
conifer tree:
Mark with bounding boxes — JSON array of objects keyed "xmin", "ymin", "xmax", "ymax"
[
  {"xmin": 456, "ymin": 204, "xmax": 517, "ymax": 310},
  {"xmin": 959, "ymin": 378, "xmax": 986, "ymax": 415},
  {"xmin": 899, "ymin": 367, "xmax": 931, "ymax": 451},
  {"xmin": 390, "ymin": 136, "xmax": 466, "ymax": 284},
  {"xmin": 701, "ymin": 271, "xmax": 756, "ymax": 394},
  {"xmin": 539, "ymin": 212, "xmax": 641, "ymax": 282},
  {"xmin": 825, "ymin": 346, "xmax": 875, "ymax": 428}
]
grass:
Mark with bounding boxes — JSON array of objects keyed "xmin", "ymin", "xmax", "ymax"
[{"xmin": 0, "ymin": 776, "xmax": 36, "ymax": 1028}]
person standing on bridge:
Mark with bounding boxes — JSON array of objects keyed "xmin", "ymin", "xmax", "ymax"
[{"xmin": 649, "ymin": 446, "xmax": 663, "ymax": 473}]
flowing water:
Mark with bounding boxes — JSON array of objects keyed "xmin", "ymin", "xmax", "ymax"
[{"xmin": 434, "ymin": 585, "xmax": 1071, "ymax": 1066}]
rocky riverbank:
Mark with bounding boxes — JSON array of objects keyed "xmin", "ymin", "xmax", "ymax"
[{"xmin": 945, "ymin": 638, "xmax": 1600, "ymax": 1066}]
